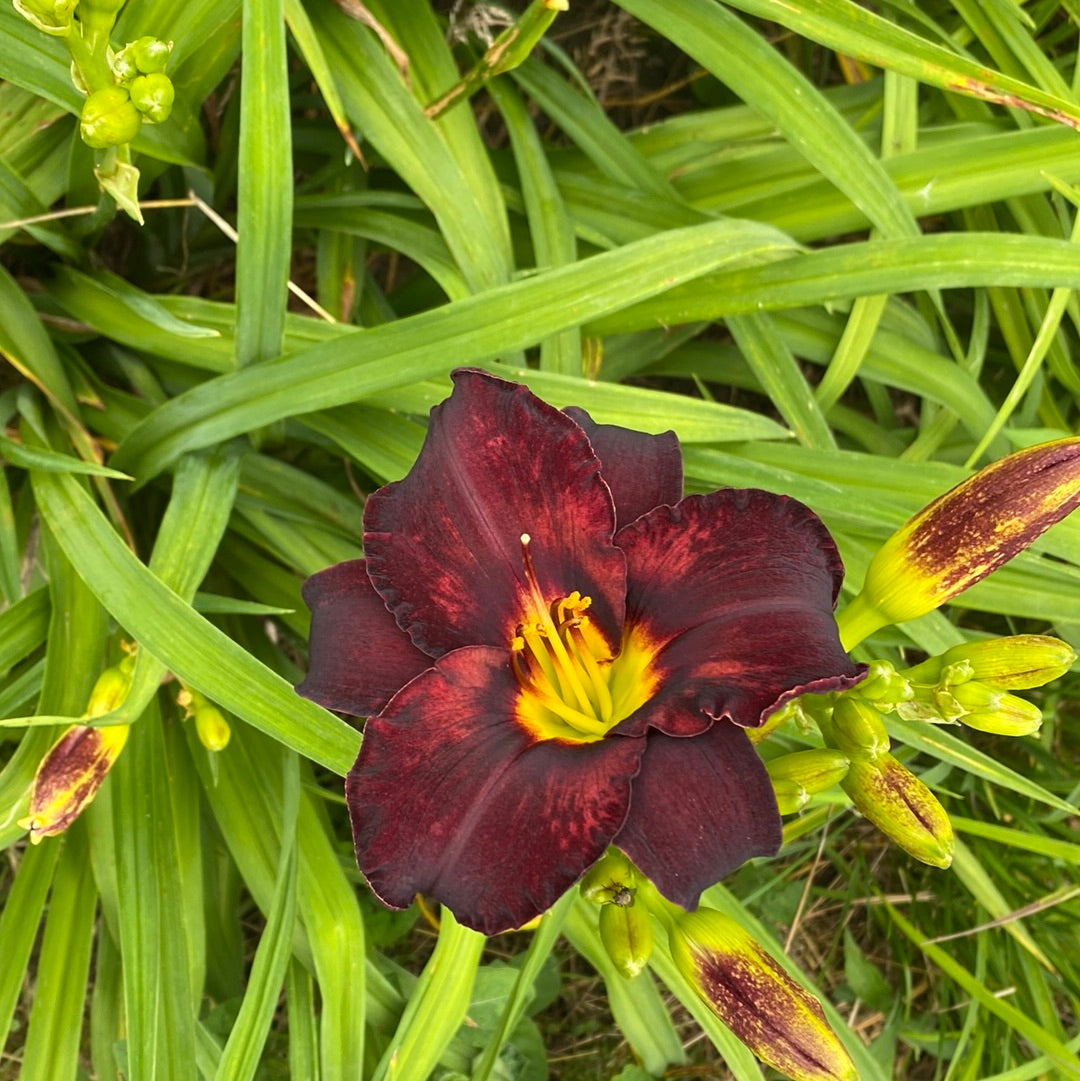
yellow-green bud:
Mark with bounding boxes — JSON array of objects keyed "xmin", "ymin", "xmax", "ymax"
[
  {"xmin": 580, "ymin": 848, "xmax": 637, "ymax": 905},
  {"xmin": 194, "ymin": 705, "xmax": 231, "ymax": 751},
  {"xmin": 829, "ymin": 698, "xmax": 890, "ymax": 759},
  {"xmin": 12, "ymin": 0, "xmax": 77, "ymax": 35},
  {"xmin": 126, "ymin": 35, "xmax": 171, "ymax": 74},
  {"xmin": 948, "ymin": 681, "xmax": 1043, "ymax": 736},
  {"xmin": 771, "ymin": 778, "xmax": 809, "ymax": 816},
  {"xmin": 852, "ymin": 659, "xmax": 914, "ymax": 709},
  {"xmin": 906, "ymin": 635, "xmax": 1076, "ymax": 691},
  {"xmin": 838, "ymin": 437, "xmax": 1080, "ymax": 647},
  {"xmin": 18, "ymin": 723, "xmax": 130, "ymax": 842},
  {"xmin": 129, "ymin": 72, "xmax": 174, "ymax": 124},
  {"xmin": 83, "ymin": 662, "xmax": 132, "ymax": 718},
  {"xmin": 80, "ymin": 85, "xmax": 142, "ymax": 149},
  {"xmin": 598, "ymin": 895, "xmax": 653, "ymax": 978},
  {"xmin": 842, "ymin": 754, "xmax": 953, "ymax": 868},
  {"xmin": 670, "ymin": 909, "xmax": 857, "ymax": 1081},
  {"xmin": 767, "ymin": 749, "xmax": 850, "ymax": 815}
]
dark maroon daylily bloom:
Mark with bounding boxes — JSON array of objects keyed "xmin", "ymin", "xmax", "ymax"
[{"xmin": 298, "ymin": 369, "xmax": 864, "ymax": 936}]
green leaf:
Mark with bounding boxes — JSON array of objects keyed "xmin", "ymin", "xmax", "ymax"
[
  {"xmin": 0, "ymin": 431, "xmax": 132, "ymax": 478},
  {"xmin": 110, "ymin": 217, "xmax": 800, "ymax": 482},
  {"xmin": 724, "ymin": 0, "xmax": 1080, "ymax": 130},
  {"xmin": 18, "ymin": 827, "xmax": 97, "ymax": 1081},
  {"xmin": 886, "ymin": 717, "xmax": 1078, "ymax": 815},
  {"xmin": 0, "ymin": 838, "xmax": 60, "ymax": 1050},
  {"xmin": 371, "ymin": 911, "xmax": 486, "ymax": 1081},
  {"xmin": 112, "ymin": 701, "xmax": 197, "ymax": 1081},
  {"xmin": 30, "ymin": 467, "xmax": 359, "ymax": 773},
  {"xmin": 236, "ymin": 0, "xmax": 292, "ymax": 366},
  {"xmin": 213, "ymin": 751, "xmax": 299, "ymax": 1081},
  {"xmin": 887, "ymin": 904, "xmax": 1080, "ymax": 1078}
]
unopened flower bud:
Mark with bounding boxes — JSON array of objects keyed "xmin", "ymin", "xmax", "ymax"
[
  {"xmin": 851, "ymin": 659, "xmax": 914, "ymax": 710},
  {"xmin": 771, "ymin": 778, "xmax": 809, "ymax": 816},
  {"xmin": 83, "ymin": 661, "xmax": 132, "ymax": 718},
  {"xmin": 829, "ymin": 698, "xmax": 890, "ymax": 759},
  {"xmin": 767, "ymin": 749, "xmax": 850, "ymax": 815},
  {"xmin": 598, "ymin": 894, "xmax": 653, "ymax": 978},
  {"xmin": 948, "ymin": 681, "xmax": 1043, "ymax": 736},
  {"xmin": 839, "ymin": 437, "xmax": 1080, "ymax": 646},
  {"xmin": 12, "ymin": 0, "xmax": 77, "ymax": 35},
  {"xmin": 194, "ymin": 704, "xmax": 231, "ymax": 751},
  {"xmin": 80, "ymin": 85, "xmax": 142, "ymax": 149},
  {"xmin": 905, "ymin": 635, "xmax": 1076, "ymax": 691},
  {"xmin": 670, "ymin": 909, "xmax": 856, "ymax": 1081},
  {"xmin": 129, "ymin": 72, "xmax": 174, "ymax": 124},
  {"xmin": 842, "ymin": 754, "xmax": 953, "ymax": 868},
  {"xmin": 121, "ymin": 35, "xmax": 172, "ymax": 75},
  {"xmin": 18, "ymin": 723, "xmax": 130, "ymax": 842},
  {"xmin": 580, "ymin": 848, "xmax": 637, "ymax": 905}
]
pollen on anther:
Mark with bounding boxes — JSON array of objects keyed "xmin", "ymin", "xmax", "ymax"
[{"xmin": 520, "ymin": 532, "xmax": 531, "ymax": 545}]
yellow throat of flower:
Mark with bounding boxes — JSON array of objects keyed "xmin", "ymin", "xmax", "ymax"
[{"xmin": 512, "ymin": 533, "xmax": 658, "ymax": 743}]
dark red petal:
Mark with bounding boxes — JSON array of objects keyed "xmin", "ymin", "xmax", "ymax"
[
  {"xmin": 614, "ymin": 722, "xmax": 782, "ymax": 910},
  {"xmin": 617, "ymin": 490, "xmax": 865, "ymax": 733},
  {"xmin": 564, "ymin": 406, "xmax": 683, "ymax": 528},
  {"xmin": 297, "ymin": 560, "xmax": 431, "ymax": 717},
  {"xmin": 363, "ymin": 369, "xmax": 625, "ymax": 656},
  {"xmin": 347, "ymin": 645, "xmax": 643, "ymax": 935}
]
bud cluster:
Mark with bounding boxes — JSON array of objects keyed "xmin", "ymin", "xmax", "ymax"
[
  {"xmin": 14, "ymin": 0, "xmax": 175, "ymax": 218},
  {"xmin": 80, "ymin": 37, "xmax": 175, "ymax": 149},
  {"xmin": 857, "ymin": 635, "xmax": 1076, "ymax": 738},
  {"xmin": 772, "ymin": 634, "xmax": 1076, "ymax": 869},
  {"xmin": 582, "ymin": 850, "xmax": 857, "ymax": 1081}
]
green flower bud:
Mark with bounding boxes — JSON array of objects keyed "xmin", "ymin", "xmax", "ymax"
[
  {"xmin": 598, "ymin": 895, "xmax": 653, "ymax": 978},
  {"xmin": 129, "ymin": 35, "xmax": 172, "ymax": 74},
  {"xmin": 771, "ymin": 778, "xmax": 809, "ymax": 816},
  {"xmin": 767, "ymin": 749, "xmax": 850, "ymax": 813},
  {"xmin": 194, "ymin": 705, "xmax": 231, "ymax": 751},
  {"xmin": 12, "ymin": 0, "xmax": 77, "ymax": 35},
  {"xmin": 129, "ymin": 72, "xmax": 174, "ymax": 124},
  {"xmin": 670, "ymin": 908, "xmax": 857, "ymax": 1081},
  {"xmin": 83, "ymin": 662, "xmax": 133, "ymax": 718},
  {"xmin": 579, "ymin": 848, "xmax": 637, "ymax": 905},
  {"xmin": 851, "ymin": 659, "xmax": 914, "ymax": 710},
  {"xmin": 829, "ymin": 698, "xmax": 890, "ymax": 759},
  {"xmin": 906, "ymin": 635, "xmax": 1076, "ymax": 691},
  {"xmin": 948, "ymin": 681, "xmax": 1043, "ymax": 736},
  {"xmin": 842, "ymin": 754, "xmax": 953, "ymax": 868},
  {"xmin": 80, "ymin": 85, "xmax": 142, "ymax": 149},
  {"xmin": 838, "ymin": 437, "xmax": 1080, "ymax": 647}
]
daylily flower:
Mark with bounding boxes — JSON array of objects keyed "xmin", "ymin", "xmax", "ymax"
[{"xmin": 298, "ymin": 369, "xmax": 864, "ymax": 935}]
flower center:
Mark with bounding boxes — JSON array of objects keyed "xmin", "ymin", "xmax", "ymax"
[{"xmin": 512, "ymin": 534, "xmax": 658, "ymax": 744}]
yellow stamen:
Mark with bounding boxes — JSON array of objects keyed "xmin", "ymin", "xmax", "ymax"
[
  {"xmin": 564, "ymin": 619, "xmax": 614, "ymax": 724},
  {"xmin": 519, "ymin": 535, "xmax": 597, "ymax": 717},
  {"xmin": 511, "ymin": 533, "xmax": 660, "ymax": 744}
]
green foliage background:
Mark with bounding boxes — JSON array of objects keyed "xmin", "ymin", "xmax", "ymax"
[{"xmin": 1, "ymin": 0, "xmax": 1080, "ymax": 1078}]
